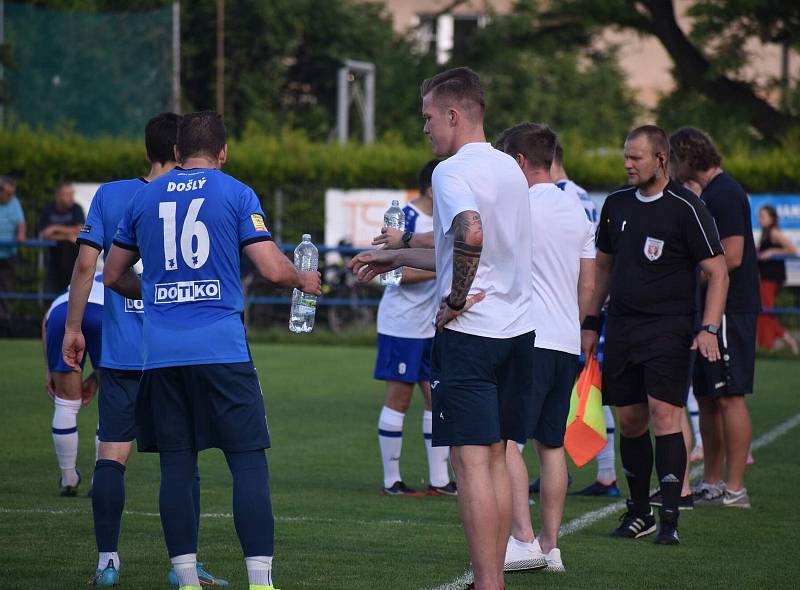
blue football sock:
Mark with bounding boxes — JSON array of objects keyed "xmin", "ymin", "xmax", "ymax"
[
  {"xmin": 92, "ymin": 459, "xmax": 126, "ymax": 552},
  {"xmin": 192, "ymin": 464, "xmax": 201, "ymax": 538},
  {"xmin": 159, "ymin": 450, "xmax": 199, "ymax": 558},
  {"xmin": 224, "ymin": 450, "xmax": 273, "ymax": 557}
]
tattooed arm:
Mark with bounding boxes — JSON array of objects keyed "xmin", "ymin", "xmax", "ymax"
[
  {"xmin": 435, "ymin": 210, "xmax": 483, "ymax": 329},
  {"xmin": 448, "ymin": 210, "xmax": 483, "ymax": 308}
]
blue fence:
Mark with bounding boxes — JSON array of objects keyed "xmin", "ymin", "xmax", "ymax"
[{"xmin": 1, "ymin": 240, "xmax": 799, "ymax": 315}]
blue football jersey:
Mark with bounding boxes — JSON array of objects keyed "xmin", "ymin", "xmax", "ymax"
[
  {"xmin": 113, "ymin": 167, "xmax": 271, "ymax": 369},
  {"xmin": 77, "ymin": 178, "xmax": 147, "ymax": 370}
]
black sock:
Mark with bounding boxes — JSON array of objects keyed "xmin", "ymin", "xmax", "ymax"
[
  {"xmin": 620, "ymin": 431, "xmax": 653, "ymax": 513},
  {"xmin": 655, "ymin": 432, "xmax": 686, "ymax": 513},
  {"xmin": 92, "ymin": 459, "xmax": 126, "ymax": 552}
]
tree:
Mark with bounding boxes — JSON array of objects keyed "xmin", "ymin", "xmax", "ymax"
[{"xmin": 527, "ymin": 0, "xmax": 799, "ymax": 141}]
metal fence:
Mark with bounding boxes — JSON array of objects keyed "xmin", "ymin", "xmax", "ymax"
[{"xmin": 1, "ymin": 240, "xmax": 799, "ymax": 339}]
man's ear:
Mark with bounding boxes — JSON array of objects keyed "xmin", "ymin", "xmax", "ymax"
[
  {"xmin": 219, "ymin": 144, "xmax": 228, "ymax": 165},
  {"xmin": 173, "ymin": 145, "xmax": 181, "ymax": 163},
  {"xmin": 448, "ymin": 109, "xmax": 457, "ymax": 127}
]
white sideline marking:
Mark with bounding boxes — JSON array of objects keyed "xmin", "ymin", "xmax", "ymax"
[
  {"xmin": 0, "ymin": 506, "xmax": 457, "ymax": 529},
  {"xmin": 422, "ymin": 412, "xmax": 800, "ymax": 590}
]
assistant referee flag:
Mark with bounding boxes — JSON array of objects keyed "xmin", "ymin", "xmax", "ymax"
[{"xmin": 565, "ymin": 358, "xmax": 606, "ymax": 467}]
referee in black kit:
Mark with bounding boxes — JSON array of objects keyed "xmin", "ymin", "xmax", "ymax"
[{"xmin": 583, "ymin": 125, "xmax": 729, "ymax": 545}]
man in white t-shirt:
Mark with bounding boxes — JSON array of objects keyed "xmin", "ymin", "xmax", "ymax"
[
  {"xmin": 496, "ymin": 124, "xmax": 596, "ymax": 573},
  {"xmin": 349, "ymin": 67, "xmax": 534, "ymax": 590},
  {"xmin": 374, "ymin": 159, "xmax": 456, "ymax": 497},
  {"xmin": 551, "ymin": 143, "xmax": 621, "ymax": 498}
]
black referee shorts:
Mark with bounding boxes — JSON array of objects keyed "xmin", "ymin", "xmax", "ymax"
[
  {"xmin": 602, "ymin": 314, "xmax": 693, "ymax": 408},
  {"xmin": 693, "ymin": 312, "xmax": 756, "ymax": 397}
]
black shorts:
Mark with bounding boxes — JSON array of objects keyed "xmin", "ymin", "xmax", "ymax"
[
  {"xmin": 527, "ymin": 348, "xmax": 580, "ymax": 448},
  {"xmin": 430, "ymin": 328, "xmax": 535, "ymax": 447},
  {"xmin": 693, "ymin": 312, "xmax": 756, "ymax": 397},
  {"xmin": 135, "ymin": 361, "xmax": 271, "ymax": 453},
  {"xmin": 602, "ymin": 315, "xmax": 693, "ymax": 408},
  {"xmin": 98, "ymin": 369, "xmax": 141, "ymax": 443}
]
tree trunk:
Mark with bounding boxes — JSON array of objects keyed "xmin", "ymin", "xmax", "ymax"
[{"xmin": 640, "ymin": 0, "xmax": 797, "ymax": 141}]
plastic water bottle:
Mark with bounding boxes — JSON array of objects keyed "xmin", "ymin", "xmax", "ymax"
[
  {"xmin": 289, "ymin": 234, "xmax": 318, "ymax": 333},
  {"xmin": 380, "ymin": 200, "xmax": 405, "ymax": 286}
]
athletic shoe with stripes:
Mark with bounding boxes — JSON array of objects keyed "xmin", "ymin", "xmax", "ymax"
[
  {"xmin": 87, "ymin": 560, "xmax": 119, "ymax": 587},
  {"xmin": 381, "ymin": 481, "xmax": 423, "ymax": 496},
  {"xmin": 610, "ymin": 500, "xmax": 656, "ymax": 539},
  {"xmin": 426, "ymin": 481, "xmax": 457, "ymax": 496},
  {"xmin": 503, "ymin": 536, "xmax": 547, "ymax": 571}
]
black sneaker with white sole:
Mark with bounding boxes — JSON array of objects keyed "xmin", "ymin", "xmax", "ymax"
[
  {"xmin": 610, "ymin": 500, "xmax": 656, "ymax": 539},
  {"xmin": 654, "ymin": 507, "xmax": 680, "ymax": 545},
  {"xmin": 381, "ymin": 481, "xmax": 424, "ymax": 496}
]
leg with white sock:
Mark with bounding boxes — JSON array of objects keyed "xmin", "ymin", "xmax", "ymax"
[
  {"xmin": 160, "ymin": 450, "xmax": 201, "ymax": 589},
  {"xmin": 378, "ymin": 381, "xmax": 413, "ymax": 490},
  {"xmin": 421, "ymin": 381, "xmax": 450, "ymax": 488},
  {"xmin": 223, "ymin": 450, "xmax": 275, "ymax": 589},
  {"xmin": 596, "ymin": 406, "xmax": 617, "ymax": 484},
  {"xmin": 51, "ymin": 372, "xmax": 83, "ymax": 492}
]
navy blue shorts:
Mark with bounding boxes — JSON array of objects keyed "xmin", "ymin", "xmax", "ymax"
[
  {"xmin": 431, "ymin": 329, "xmax": 536, "ymax": 447},
  {"xmin": 46, "ymin": 302, "xmax": 102, "ymax": 373},
  {"xmin": 373, "ymin": 334, "xmax": 433, "ymax": 383},
  {"xmin": 135, "ymin": 361, "xmax": 271, "ymax": 453},
  {"xmin": 527, "ymin": 348, "xmax": 580, "ymax": 447},
  {"xmin": 98, "ymin": 369, "xmax": 141, "ymax": 443},
  {"xmin": 603, "ymin": 315, "xmax": 693, "ymax": 408},
  {"xmin": 693, "ymin": 312, "xmax": 756, "ymax": 397}
]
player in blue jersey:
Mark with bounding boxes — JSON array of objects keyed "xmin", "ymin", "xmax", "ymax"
[
  {"xmin": 62, "ymin": 113, "xmax": 226, "ymax": 587},
  {"xmin": 43, "ymin": 273, "xmax": 102, "ymax": 497},
  {"xmin": 103, "ymin": 111, "xmax": 320, "ymax": 590},
  {"xmin": 374, "ymin": 159, "xmax": 456, "ymax": 497}
]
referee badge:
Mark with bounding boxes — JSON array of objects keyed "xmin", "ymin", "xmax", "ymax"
[{"xmin": 644, "ymin": 236, "xmax": 664, "ymax": 261}]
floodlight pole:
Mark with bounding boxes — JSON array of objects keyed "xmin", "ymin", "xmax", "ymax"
[
  {"xmin": 336, "ymin": 59, "xmax": 375, "ymax": 144},
  {"xmin": 0, "ymin": 0, "xmax": 4, "ymax": 128},
  {"xmin": 171, "ymin": 1, "xmax": 181, "ymax": 113}
]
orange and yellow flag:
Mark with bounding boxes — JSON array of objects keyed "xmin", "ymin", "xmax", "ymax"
[{"xmin": 564, "ymin": 357, "xmax": 607, "ymax": 467}]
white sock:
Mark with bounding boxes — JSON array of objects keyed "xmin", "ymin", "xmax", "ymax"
[
  {"xmin": 170, "ymin": 553, "xmax": 199, "ymax": 588},
  {"xmin": 423, "ymin": 410, "xmax": 450, "ymax": 487},
  {"xmin": 245, "ymin": 555, "xmax": 273, "ymax": 586},
  {"xmin": 686, "ymin": 388, "xmax": 703, "ymax": 447},
  {"xmin": 516, "ymin": 441, "xmax": 525, "ymax": 453},
  {"xmin": 52, "ymin": 396, "xmax": 81, "ymax": 486},
  {"xmin": 596, "ymin": 406, "xmax": 617, "ymax": 484},
  {"xmin": 378, "ymin": 406, "xmax": 405, "ymax": 488},
  {"xmin": 98, "ymin": 551, "xmax": 120, "ymax": 571}
]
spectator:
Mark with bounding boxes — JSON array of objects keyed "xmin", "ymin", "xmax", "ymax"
[
  {"xmin": 0, "ymin": 176, "xmax": 26, "ymax": 325},
  {"xmin": 39, "ymin": 182, "xmax": 85, "ymax": 293},
  {"xmin": 756, "ymin": 205, "xmax": 799, "ymax": 353}
]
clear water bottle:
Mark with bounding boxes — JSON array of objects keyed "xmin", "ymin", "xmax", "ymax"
[
  {"xmin": 289, "ymin": 234, "xmax": 318, "ymax": 333},
  {"xmin": 380, "ymin": 199, "xmax": 405, "ymax": 286}
]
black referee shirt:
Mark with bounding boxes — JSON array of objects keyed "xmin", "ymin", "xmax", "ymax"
[{"xmin": 597, "ymin": 180, "xmax": 724, "ymax": 317}]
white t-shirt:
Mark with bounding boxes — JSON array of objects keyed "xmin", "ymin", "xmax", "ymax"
[
  {"xmin": 556, "ymin": 179, "xmax": 597, "ymax": 228},
  {"xmin": 377, "ymin": 203, "xmax": 438, "ymax": 339},
  {"xmin": 46, "ymin": 272, "xmax": 105, "ymax": 321},
  {"xmin": 432, "ymin": 142, "xmax": 535, "ymax": 338},
  {"xmin": 529, "ymin": 183, "xmax": 596, "ymax": 355}
]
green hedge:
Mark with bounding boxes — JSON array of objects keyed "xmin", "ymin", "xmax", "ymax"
[{"xmin": 2, "ymin": 126, "xmax": 799, "ymax": 241}]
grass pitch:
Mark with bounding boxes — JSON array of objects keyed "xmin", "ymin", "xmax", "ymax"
[{"xmin": 0, "ymin": 340, "xmax": 798, "ymax": 589}]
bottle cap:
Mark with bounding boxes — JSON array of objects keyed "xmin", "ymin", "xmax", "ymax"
[
  {"xmin": 302, "ymin": 233, "xmax": 311, "ymax": 241},
  {"xmin": 391, "ymin": 200, "xmax": 399, "ymax": 206}
]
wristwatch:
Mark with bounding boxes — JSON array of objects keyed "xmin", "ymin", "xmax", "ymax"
[
  {"xmin": 700, "ymin": 324, "xmax": 719, "ymax": 335},
  {"xmin": 401, "ymin": 231, "xmax": 413, "ymax": 248}
]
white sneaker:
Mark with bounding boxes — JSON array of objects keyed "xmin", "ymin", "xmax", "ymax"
[
  {"xmin": 503, "ymin": 536, "xmax": 547, "ymax": 572},
  {"xmin": 543, "ymin": 547, "xmax": 565, "ymax": 572},
  {"xmin": 722, "ymin": 487, "xmax": 751, "ymax": 509}
]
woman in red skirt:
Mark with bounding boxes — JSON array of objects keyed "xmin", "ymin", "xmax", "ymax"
[{"xmin": 756, "ymin": 205, "xmax": 798, "ymax": 353}]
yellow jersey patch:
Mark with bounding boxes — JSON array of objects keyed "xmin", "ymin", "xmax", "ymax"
[{"xmin": 251, "ymin": 214, "xmax": 268, "ymax": 232}]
